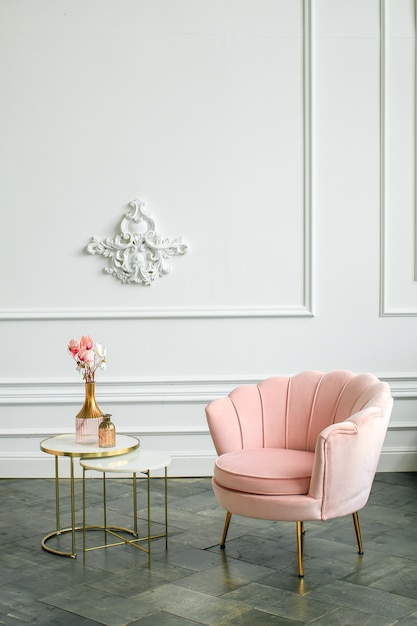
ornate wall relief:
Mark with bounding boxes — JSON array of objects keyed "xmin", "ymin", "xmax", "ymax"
[{"xmin": 86, "ymin": 199, "xmax": 189, "ymax": 285}]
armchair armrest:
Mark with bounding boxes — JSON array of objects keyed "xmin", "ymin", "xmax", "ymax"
[{"xmin": 308, "ymin": 405, "xmax": 390, "ymax": 520}]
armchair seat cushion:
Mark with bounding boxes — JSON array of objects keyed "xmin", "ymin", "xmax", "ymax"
[{"xmin": 214, "ymin": 448, "xmax": 315, "ymax": 496}]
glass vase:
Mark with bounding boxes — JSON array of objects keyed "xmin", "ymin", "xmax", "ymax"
[{"xmin": 75, "ymin": 382, "xmax": 104, "ymax": 445}]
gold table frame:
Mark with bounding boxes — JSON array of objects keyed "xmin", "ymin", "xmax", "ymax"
[
  {"xmin": 80, "ymin": 449, "xmax": 171, "ymax": 566},
  {"xmin": 40, "ymin": 434, "xmax": 140, "ymax": 558}
]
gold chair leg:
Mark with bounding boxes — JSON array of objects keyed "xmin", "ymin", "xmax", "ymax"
[
  {"xmin": 352, "ymin": 511, "xmax": 364, "ymax": 554},
  {"xmin": 296, "ymin": 520, "xmax": 304, "ymax": 577},
  {"xmin": 220, "ymin": 511, "xmax": 232, "ymax": 549}
]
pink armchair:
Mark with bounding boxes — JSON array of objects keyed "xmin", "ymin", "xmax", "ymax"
[{"xmin": 205, "ymin": 370, "xmax": 393, "ymax": 577}]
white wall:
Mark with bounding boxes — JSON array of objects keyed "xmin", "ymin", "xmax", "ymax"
[{"xmin": 0, "ymin": 0, "xmax": 416, "ymax": 478}]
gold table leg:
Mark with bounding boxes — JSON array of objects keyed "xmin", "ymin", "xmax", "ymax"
[
  {"xmin": 147, "ymin": 470, "xmax": 151, "ymax": 567},
  {"xmin": 41, "ymin": 455, "xmax": 78, "ymax": 558},
  {"xmin": 165, "ymin": 467, "xmax": 168, "ymax": 549},
  {"xmin": 70, "ymin": 457, "xmax": 76, "ymax": 557},
  {"xmin": 54, "ymin": 456, "xmax": 60, "ymax": 534},
  {"xmin": 133, "ymin": 473, "xmax": 138, "ymax": 536}
]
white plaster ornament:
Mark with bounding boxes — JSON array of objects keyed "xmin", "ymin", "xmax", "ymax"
[{"xmin": 86, "ymin": 199, "xmax": 188, "ymax": 285}]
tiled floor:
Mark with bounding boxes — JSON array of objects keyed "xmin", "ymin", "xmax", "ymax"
[{"xmin": 0, "ymin": 472, "xmax": 416, "ymax": 625}]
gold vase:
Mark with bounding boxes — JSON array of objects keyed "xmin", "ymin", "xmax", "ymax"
[{"xmin": 75, "ymin": 382, "xmax": 104, "ymax": 445}]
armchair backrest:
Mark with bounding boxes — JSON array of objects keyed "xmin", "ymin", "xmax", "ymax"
[{"xmin": 206, "ymin": 370, "xmax": 392, "ymax": 456}]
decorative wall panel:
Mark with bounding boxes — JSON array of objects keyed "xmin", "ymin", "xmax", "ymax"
[
  {"xmin": 0, "ymin": 0, "xmax": 313, "ymax": 320},
  {"xmin": 380, "ymin": 0, "xmax": 417, "ymax": 315}
]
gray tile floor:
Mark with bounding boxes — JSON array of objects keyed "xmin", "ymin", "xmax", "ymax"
[{"xmin": 0, "ymin": 472, "xmax": 416, "ymax": 625}]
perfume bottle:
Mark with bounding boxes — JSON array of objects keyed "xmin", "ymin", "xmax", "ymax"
[{"xmin": 99, "ymin": 414, "xmax": 116, "ymax": 448}]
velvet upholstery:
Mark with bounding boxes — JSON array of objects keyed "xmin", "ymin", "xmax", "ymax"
[{"xmin": 205, "ymin": 370, "xmax": 393, "ymax": 575}]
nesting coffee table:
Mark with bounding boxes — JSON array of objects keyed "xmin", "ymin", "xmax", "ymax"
[{"xmin": 40, "ymin": 434, "xmax": 168, "ymax": 559}]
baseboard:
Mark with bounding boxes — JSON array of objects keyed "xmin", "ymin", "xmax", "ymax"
[
  {"xmin": 0, "ymin": 449, "xmax": 414, "ymax": 480},
  {"xmin": 0, "ymin": 453, "xmax": 217, "ymax": 479},
  {"xmin": 376, "ymin": 448, "xmax": 417, "ymax": 472}
]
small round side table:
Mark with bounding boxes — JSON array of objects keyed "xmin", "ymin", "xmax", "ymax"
[{"xmin": 80, "ymin": 449, "xmax": 171, "ymax": 565}]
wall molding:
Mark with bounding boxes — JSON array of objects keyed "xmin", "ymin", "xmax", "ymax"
[
  {"xmin": 0, "ymin": 376, "xmax": 257, "ymax": 406},
  {"xmin": 1, "ymin": 371, "xmax": 417, "ymax": 405},
  {"xmin": 0, "ymin": 0, "xmax": 314, "ymax": 322},
  {"xmin": 415, "ymin": 0, "xmax": 417, "ymax": 283},
  {"xmin": 0, "ymin": 305, "xmax": 314, "ymax": 321},
  {"xmin": 0, "ymin": 426, "xmax": 212, "ymax": 437},
  {"xmin": 0, "ymin": 450, "xmax": 216, "ymax": 479},
  {"xmin": 380, "ymin": 0, "xmax": 388, "ymax": 315},
  {"xmin": 303, "ymin": 0, "xmax": 314, "ymax": 317},
  {"xmin": 380, "ymin": 0, "xmax": 417, "ymax": 315},
  {"xmin": 1, "ymin": 421, "xmax": 416, "ymax": 437},
  {"xmin": 0, "ymin": 444, "xmax": 413, "ymax": 479}
]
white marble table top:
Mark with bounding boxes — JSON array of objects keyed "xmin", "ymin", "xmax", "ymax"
[
  {"xmin": 80, "ymin": 449, "xmax": 171, "ymax": 473},
  {"xmin": 40, "ymin": 433, "xmax": 139, "ymax": 458}
]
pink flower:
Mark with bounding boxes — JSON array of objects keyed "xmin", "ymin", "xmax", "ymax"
[
  {"xmin": 78, "ymin": 347, "xmax": 94, "ymax": 363},
  {"xmin": 67, "ymin": 335, "xmax": 106, "ymax": 382},
  {"xmin": 67, "ymin": 339, "xmax": 80, "ymax": 357},
  {"xmin": 80, "ymin": 335, "xmax": 93, "ymax": 351}
]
